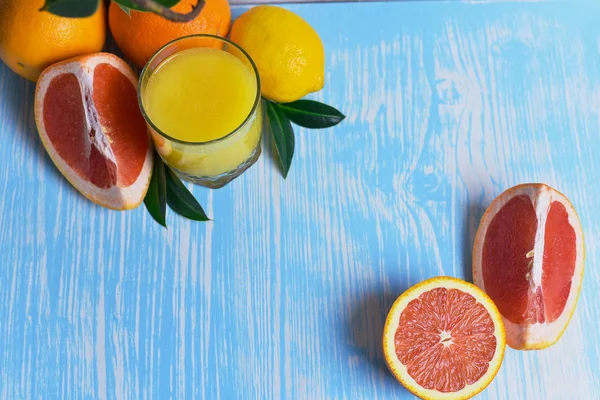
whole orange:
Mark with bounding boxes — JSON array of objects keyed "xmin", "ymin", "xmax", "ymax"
[
  {"xmin": 0, "ymin": 0, "xmax": 106, "ymax": 81},
  {"xmin": 109, "ymin": 0, "xmax": 231, "ymax": 69}
]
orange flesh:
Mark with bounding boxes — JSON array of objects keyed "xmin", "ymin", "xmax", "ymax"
[
  {"xmin": 43, "ymin": 63, "xmax": 148, "ymax": 189},
  {"xmin": 394, "ymin": 288, "xmax": 496, "ymax": 393},
  {"xmin": 482, "ymin": 195, "xmax": 576, "ymax": 324}
]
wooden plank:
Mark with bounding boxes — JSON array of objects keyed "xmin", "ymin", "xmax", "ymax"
[{"xmin": 0, "ymin": 1, "xmax": 598, "ymax": 399}]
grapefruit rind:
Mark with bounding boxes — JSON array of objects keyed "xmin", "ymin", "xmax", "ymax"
[
  {"xmin": 472, "ymin": 183, "xmax": 585, "ymax": 350},
  {"xmin": 382, "ymin": 277, "xmax": 506, "ymax": 400},
  {"xmin": 34, "ymin": 53, "xmax": 153, "ymax": 211}
]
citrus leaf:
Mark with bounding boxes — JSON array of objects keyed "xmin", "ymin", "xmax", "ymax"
[
  {"xmin": 165, "ymin": 167, "xmax": 209, "ymax": 222},
  {"xmin": 113, "ymin": 0, "xmax": 181, "ymax": 12},
  {"xmin": 40, "ymin": 0, "xmax": 100, "ymax": 17},
  {"xmin": 118, "ymin": 3, "xmax": 131, "ymax": 16},
  {"xmin": 276, "ymin": 100, "xmax": 346, "ymax": 129},
  {"xmin": 266, "ymin": 100, "xmax": 295, "ymax": 178},
  {"xmin": 114, "ymin": 0, "xmax": 203, "ymax": 22},
  {"xmin": 144, "ymin": 154, "xmax": 167, "ymax": 228}
]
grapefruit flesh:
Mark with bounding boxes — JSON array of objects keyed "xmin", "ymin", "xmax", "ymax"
[
  {"xmin": 473, "ymin": 184, "xmax": 584, "ymax": 350},
  {"xmin": 383, "ymin": 277, "xmax": 505, "ymax": 400},
  {"xmin": 34, "ymin": 53, "xmax": 153, "ymax": 210}
]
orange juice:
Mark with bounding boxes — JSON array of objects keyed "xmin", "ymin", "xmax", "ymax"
[
  {"xmin": 139, "ymin": 36, "xmax": 262, "ymax": 187},
  {"xmin": 144, "ymin": 47, "xmax": 256, "ymax": 142}
]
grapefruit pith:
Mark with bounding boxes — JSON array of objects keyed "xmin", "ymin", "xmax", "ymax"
[
  {"xmin": 383, "ymin": 277, "xmax": 505, "ymax": 400},
  {"xmin": 34, "ymin": 53, "xmax": 153, "ymax": 210},
  {"xmin": 472, "ymin": 183, "xmax": 585, "ymax": 350}
]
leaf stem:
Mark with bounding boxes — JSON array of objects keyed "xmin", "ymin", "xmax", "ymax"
[{"xmin": 124, "ymin": 0, "xmax": 204, "ymax": 22}]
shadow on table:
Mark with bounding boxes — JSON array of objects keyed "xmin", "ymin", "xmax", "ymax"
[
  {"xmin": 1, "ymin": 68, "xmax": 38, "ymax": 154},
  {"xmin": 461, "ymin": 201, "xmax": 489, "ymax": 282},
  {"xmin": 0, "ymin": 63, "xmax": 78, "ymax": 193},
  {"xmin": 346, "ymin": 277, "xmax": 412, "ymax": 395}
]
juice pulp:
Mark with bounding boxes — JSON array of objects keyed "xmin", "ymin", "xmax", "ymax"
[{"xmin": 142, "ymin": 46, "xmax": 262, "ymax": 178}]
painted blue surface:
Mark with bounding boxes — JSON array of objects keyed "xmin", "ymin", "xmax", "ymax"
[{"xmin": 0, "ymin": 1, "xmax": 599, "ymax": 399}]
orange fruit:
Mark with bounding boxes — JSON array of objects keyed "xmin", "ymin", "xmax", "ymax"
[
  {"xmin": 0, "ymin": 0, "xmax": 105, "ymax": 81},
  {"xmin": 383, "ymin": 277, "xmax": 505, "ymax": 400},
  {"xmin": 472, "ymin": 183, "xmax": 585, "ymax": 350},
  {"xmin": 109, "ymin": 0, "xmax": 231, "ymax": 69},
  {"xmin": 34, "ymin": 53, "xmax": 153, "ymax": 210}
]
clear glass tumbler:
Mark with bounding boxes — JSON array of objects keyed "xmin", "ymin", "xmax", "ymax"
[{"xmin": 138, "ymin": 35, "xmax": 262, "ymax": 189}]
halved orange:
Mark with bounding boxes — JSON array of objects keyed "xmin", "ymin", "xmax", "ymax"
[
  {"xmin": 34, "ymin": 53, "xmax": 153, "ymax": 210},
  {"xmin": 473, "ymin": 183, "xmax": 585, "ymax": 350},
  {"xmin": 383, "ymin": 277, "xmax": 505, "ymax": 400}
]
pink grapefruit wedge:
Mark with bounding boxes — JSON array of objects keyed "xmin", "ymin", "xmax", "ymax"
[
  {"xmin": 34, "ymin": 53, "xmax": 153, "ymax": 210},
  {"xmin": 472, "ymin": 183, "xmax": 585, "ymax": 350}
]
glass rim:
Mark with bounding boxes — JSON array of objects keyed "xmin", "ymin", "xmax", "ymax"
[{"xmin": 137, "ymin": 34, "xmax": 262, "ymax": 146}]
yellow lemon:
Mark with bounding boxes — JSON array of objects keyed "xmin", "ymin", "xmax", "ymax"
[{"xmin": 230, "ymin": 5, "xmax": 325, "ymax": 103}]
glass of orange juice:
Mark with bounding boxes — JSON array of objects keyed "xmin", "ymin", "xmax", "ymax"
[{"xmin": 138, "ymin": 34, "xmax": 262, "ymax": 188}]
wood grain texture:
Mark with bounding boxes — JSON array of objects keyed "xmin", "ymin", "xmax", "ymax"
[{"xmin": 0, "ymin": 1, "xmax": 599, "ymax": 399}]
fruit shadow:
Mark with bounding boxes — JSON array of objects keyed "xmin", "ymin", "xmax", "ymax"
[
  {"xmin": 461, "ymin": 202, "xmax": 488, "ymax": 282},
  {"xmin": 346, "ymin": 277, "xmax": 413, "ymax": 395},
  {"xmin": 0, "ymin": 66, "xmax": 81, "ymax": 198},
  {"xmin": 2, "ymin": 71, "xmax": 38, "ymax": 154}
]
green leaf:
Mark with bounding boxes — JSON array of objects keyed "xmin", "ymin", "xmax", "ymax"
[
  {"xmin": 113, "ymin": 0, "xmax": 181, "ymax": 12},
  {"xmin": 144, "ymin": 154, "xmax": 167, "ymax": 228},
  {"xmin": 165, "ymin": 167, "xmax": 209, "ymax": 222},
  {"xmin": 118, "ymin": 3, "xmax": 131, "ymax": 16},
  {"xmin": 276, "ymin": 100, "xmax": 346, "ymax": 129},
  {"xmin": 266, "ymin": 100, "xmax": 295, "ymax": 178},
  {"xmin": 40, "ymin": 0, "xmax": 100, "ymax": 18}
]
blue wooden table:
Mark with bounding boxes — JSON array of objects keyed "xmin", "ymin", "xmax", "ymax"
[{"xmin": 1, "ymin": 1, "xmax": 599, "ymax": 399}]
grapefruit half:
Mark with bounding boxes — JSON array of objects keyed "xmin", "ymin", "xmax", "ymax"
[
  {"xmin": 472, "ymin": 183, "xmax": 585, "ymax": 350},
  {"xmin": 383, "ymin": 277, "xmax": 505, "ymax": 400},
  {"xmin": 34, "ymin": 53, "xmax": 153, "ymax": 210}
]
